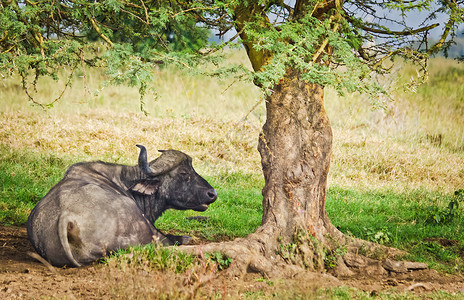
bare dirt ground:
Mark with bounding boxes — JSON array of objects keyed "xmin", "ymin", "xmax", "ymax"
[{"xmin": 1, "ymin": 225, "xmax": 463, "ymax": 299}]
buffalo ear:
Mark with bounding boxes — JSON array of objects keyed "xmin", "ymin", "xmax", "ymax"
[{"xmin": 130, "ymin": 180, "xmax": 160, "ymax": 196}]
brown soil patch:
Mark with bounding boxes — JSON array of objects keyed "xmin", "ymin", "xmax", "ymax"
[{"xmin": 1, "ymin": 225, "xmax": 463, "ymax": 299}]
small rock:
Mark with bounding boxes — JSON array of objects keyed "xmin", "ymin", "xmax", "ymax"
[
  {"xmin": 404, "ymin": 261, "xmax": 428, "ymax": 270},
  {"xmin": 382, "ymin": 259, "xmax": 428, "ymax": 273},
  {"xmin": 406, "ymin": 282, "xmax": 431, "ymax": 291},
  {"xmin": 383, "ymin": 259, "xmax": 408, "ymax": 273}
]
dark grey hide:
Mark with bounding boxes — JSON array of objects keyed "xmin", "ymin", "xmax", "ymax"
[{"xmin": 27, "ymin": 145, "xmax": 217, "ymax": 267}]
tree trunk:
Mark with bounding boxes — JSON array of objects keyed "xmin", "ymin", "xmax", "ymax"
[
  {"xmin": 229, "ymin": 2, "xmax": 342, "ymax": 257},
  {"xmin": 258, "ymin": 70, "xmax": 335, "ymax": 243},
  {"xmin": 238, "ymin": 69, "xmax": 344, "ymax": 274}
]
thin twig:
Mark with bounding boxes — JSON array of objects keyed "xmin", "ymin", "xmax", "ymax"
[
  {"xmin": 241, "ymin": 98, "xmax": 264, "ymax": 122},
  {"xmin": 0, "ymin": 31, "xmax": 7, "ymax": 42},
  {"xmin": 1, "ymin": 45, "xmax": 16, "ymax": 54},
  {"xmin": 152, "ymin": 51, "xmax": 191, "ymax": 69},
  {"xmin": 120, "ymin": 8, "xmax": 150, "ymax": 25},
  {"xmin": 21, "ymin": 63, "xmax": 78, "ymax": 109},
  {"xmin": 171, "ymin": 6, "xmax": 221, "ymax": 19},
  {"xmin": 80, "ymin": 48, "xmax": 91, "ymax": 96}
]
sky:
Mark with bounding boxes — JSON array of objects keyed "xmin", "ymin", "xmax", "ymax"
[{"xmin": 211, "ymin": 1, "xmax": 463, "ymax": 51}]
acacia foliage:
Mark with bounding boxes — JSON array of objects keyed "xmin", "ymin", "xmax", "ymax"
[{"xmin": 0, "ymin": 1, "xmax": 463, "ymax": 106}]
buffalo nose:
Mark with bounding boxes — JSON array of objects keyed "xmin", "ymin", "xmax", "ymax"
[{"xmin": 206, "ymin": 189, "xmax": 217, "ymax": 203}]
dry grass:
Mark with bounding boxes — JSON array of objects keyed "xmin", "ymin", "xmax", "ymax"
[
  {"xmin": 325, "ymin": 58, "xmax": 464, "ymax": 193},
  {"xmin": 0, "ymin": 52, "xmax": 463, "ymax": 193},
  {"xmin": 0, "ymin": 110, "xmax": 262, "ymax": 177}
]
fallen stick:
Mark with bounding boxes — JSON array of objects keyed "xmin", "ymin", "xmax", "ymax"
[{"xmin": 406, "ymin": 282, "xmax": 431, "ymax": 291}]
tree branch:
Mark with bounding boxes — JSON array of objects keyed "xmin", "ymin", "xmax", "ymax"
[
  {"xmin": 233, "ymin": 3, "xmax": 272, "ymax": 72},
  {"xmin": 152, "ymin": 51, "xmax": 191, "ymax": 69},
  {"xmin": 428, "ymin": 0, "xmax": 461, "ymax": 54},
  {"xmin": 32, "ymin": 30, "xmax": 46, "ymax": 59},
  {"xmin": 89, "ymin": 17, "xmax": 114, "ymax": 47},
  {"xmin": 140, "ymin": 0, "xmax": 149, "ymax": 23},
  {"xmin": 171, "ymin": 6, "xmax": 223, "ymax": 19},
  {"xmin": 359, "ymin": 22, "xmax": 439, "ymax": 36},
  {"xmin": 312, "ymin": 14, "xmax": 342, "ymax": 63}
]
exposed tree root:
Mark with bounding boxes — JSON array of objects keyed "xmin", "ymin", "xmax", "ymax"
[
  {"xmin": 182, "ymin": 237, "xmax": 295, "ymax": 279},
  {"xmin": 322, "ymin": 232, "xmax": 427, "ymax": 277},
  {"xmin": 180, "ymin": 229, "xmax": 427, "ymax": 280}
]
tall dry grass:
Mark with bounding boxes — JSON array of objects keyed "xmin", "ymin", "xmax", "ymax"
[
  {"xmin": 0, "ymin": 52, "xmax": 463, "ymax": 193},
  {"xmin": 325, "ymin": 58, "xmax": 464, "ymax": 192}
]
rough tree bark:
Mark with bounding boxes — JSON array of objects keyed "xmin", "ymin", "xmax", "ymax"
[{"xmin": 258, "ymin": 71, "xmax": 336, "ymax": 245}]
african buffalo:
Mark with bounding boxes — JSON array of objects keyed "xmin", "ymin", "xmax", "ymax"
[{"xmin": 27, "ymin": 145, "xmax": 217, "ymax": 267}]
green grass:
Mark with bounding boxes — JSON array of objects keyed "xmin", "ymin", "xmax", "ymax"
[
  {"xmin": 313, "ymin": 286, "xmax": 464, "ymax": 299},
  {"xmin": 103, "ymin": 243, "xmax": 197, "ymax": 273},
  {"xmin": 327, "ymin": 187, "xmax": 464, "ymax": 273},
  {"xmin": 157, "ymin": 173, "xmax": 263, "ymax": 240},
  {"xmin": 0, "ymin": 146, "xmax": 72, "ymax": 225}
]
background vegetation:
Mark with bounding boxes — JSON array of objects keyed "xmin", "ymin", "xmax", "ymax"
[{"xmin": 0, "ymin": 52, "xmax": 463, "ymax": 276}]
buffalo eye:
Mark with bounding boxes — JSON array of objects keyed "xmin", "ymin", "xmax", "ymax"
[{"xmin": 178, "ymin": 169, "xmax": 190, "ymax": 180}]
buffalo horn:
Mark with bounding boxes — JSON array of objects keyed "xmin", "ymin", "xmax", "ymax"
[
  {"xmin": 136, "ymin": 145, "xmax": 154, "ymax": 175},
  {"xmin": 149, "ymin": 150, "xmax": 187, "ymax": 175},
  {"xmin": 136, "ymin": 145, "xmax": 188, "ymax": 176}
]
